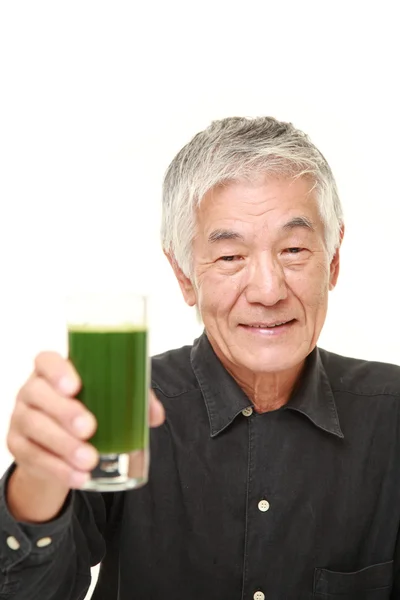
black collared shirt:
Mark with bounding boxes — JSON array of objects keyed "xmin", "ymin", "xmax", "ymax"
[{"xmin": 1, "ymin": 333, "xmax": 400, "ymax": 599}]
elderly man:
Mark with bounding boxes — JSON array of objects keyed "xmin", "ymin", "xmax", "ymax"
[{"xmin": 1, "ymin": 116, "xmax": 399, "ymax": 600}]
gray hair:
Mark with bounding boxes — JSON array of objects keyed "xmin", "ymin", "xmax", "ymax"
[{"xmin": 161, "ymin": 116, "xmax": 343, "ymax": 277}]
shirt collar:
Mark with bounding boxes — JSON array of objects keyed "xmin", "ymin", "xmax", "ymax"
[
  {"xmin": 284, "ymin": 345, "xmax": 344, "ymax": 439},
  {"xmin": 190, "ymin": 332, "xmax": 344, "ymax": 439},
  {"xmin": 191, "ymin": 333, "xmax": 252, "ymax": 437}
]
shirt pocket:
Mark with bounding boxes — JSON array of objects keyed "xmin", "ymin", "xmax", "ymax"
[{"xmin": 313, "ymin": 560, "xmax": 393, "ymax": 599}]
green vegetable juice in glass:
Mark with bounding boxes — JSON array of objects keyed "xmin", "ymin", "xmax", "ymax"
[{"xmin": 67, "ymin": 294, "xmax": 149, "ymax": 492}]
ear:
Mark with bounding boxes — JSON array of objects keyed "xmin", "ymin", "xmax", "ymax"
[
  {"xmin": 165, "ymin": 252, "xmax": 197, "ymax": 307},
  {"xmin": 329, "ymin": 224, "xmax": 345, "ymax": 291}
]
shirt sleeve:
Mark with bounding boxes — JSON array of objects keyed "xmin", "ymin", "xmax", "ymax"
[{"xmin": 0, "ymin": 463, "xmax": 107, "ymax": 600}]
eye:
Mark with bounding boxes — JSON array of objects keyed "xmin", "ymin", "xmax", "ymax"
[
  {"xmin": 285, "ymin": 247, "xmax": 304, "ymax": 254},
  {"xmin": 219, "ymin": 255, "xmax": 240, "ymax": 262}
]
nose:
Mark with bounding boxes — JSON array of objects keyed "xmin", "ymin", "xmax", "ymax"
[{"xmin": 245, "ymin": 255, "xmax": 288, "ymax": 306}]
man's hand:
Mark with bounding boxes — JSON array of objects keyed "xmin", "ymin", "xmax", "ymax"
[{"xmin": 5, "ymin": 352, "xmax": 165, "ymax": 522}]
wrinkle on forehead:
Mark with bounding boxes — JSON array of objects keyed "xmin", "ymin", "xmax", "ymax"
[{"xmin": 195, "ymin": 175, "xmax": 325, "ymax": 247}]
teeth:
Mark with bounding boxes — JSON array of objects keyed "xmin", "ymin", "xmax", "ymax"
[{"xmin": 250, "ymin": 321, "xmax": 287, "ymax": 328}]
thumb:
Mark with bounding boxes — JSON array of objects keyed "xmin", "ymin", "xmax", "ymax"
[{"xmin": 149, "ymin": 390, "xmax": 165, "ymax": 427}]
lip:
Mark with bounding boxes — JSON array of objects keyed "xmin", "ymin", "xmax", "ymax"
[{"xmin": 239, "ymin": 319, "xmax": 296, "ymax": 336}]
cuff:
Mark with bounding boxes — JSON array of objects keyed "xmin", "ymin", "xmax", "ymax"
[{"xmin": 0, "ymin": 463, "xmax": 74, "ymax": 571}]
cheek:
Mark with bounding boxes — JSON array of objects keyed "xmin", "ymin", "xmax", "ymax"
[
  {"xmin": 196, "ymin": 270, "xmax": 243, "ymax": 315},
  {"xmin": 288, "ymin": 263, "xmax": 330, "ymax": 310}
]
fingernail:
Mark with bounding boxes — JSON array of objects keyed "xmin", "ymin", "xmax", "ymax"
[
  {"xmin": 73, "ymin": 415, "xmax": 93, "ymax": 436},
  {"xmin": 59, "ymin": 376, "xmax": 77, "ymax": 396},
  {"xmin": 70, "ymin": 471, "xmax": 90, "ymax": 489}
]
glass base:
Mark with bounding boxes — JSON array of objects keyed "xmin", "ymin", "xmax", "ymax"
[{"xmin": 82, "ymin": 449, "xmax": 149, "ymax": 492}]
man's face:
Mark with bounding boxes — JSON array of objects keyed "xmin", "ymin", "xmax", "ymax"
[{"xmin": 173, "ymin": 175, "xmax": 341, "ymax": 374}]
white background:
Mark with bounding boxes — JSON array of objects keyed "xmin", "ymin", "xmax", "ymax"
[{"xmin": 0, "ymin": 2, "xmax": 399, "ymax": 598}]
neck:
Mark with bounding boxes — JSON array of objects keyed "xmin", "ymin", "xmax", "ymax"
[
  {"xmin": 233, "ymin": 365, "xmax": 304, "ymax": 413},
  {"xmin": 211, "ymin": 343, "xmax": 305, "ymax": 413}
]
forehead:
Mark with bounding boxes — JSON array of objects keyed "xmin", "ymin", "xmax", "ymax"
[{"xmin": 197, "ymin": 175, "xmax": 322, "ymax": 234}]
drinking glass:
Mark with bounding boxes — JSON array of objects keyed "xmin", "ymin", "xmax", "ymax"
[{"xmin": 67, "ymin": 293, "xmax": 149, "ymax": 492}]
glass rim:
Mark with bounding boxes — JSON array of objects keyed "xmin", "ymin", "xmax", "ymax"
[
  {"xmin": 66, "ymin": 292, "xmax": 148, "ymax": 328},
  {"xmin": 67, "ymin": 323, "xmax": 148, "ymax": 331}
]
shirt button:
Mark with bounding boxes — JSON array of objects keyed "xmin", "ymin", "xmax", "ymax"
[
  {"xmin": 242, "ymin": 407, "xmax": 253, "ymax": 417},
  {"xmin": 6, "ymin": 536, "xmax": 20, "ymax": 550},
  {"xmin": 36, "ymin": 537, "xmax": 52, "ymax": 548},
  {"xmin": 258, "ymin": 499, "xmax": 270, "ymax": 512},
  {"xmin": 254, "ymin": 592, "xmax": 265, "ymax": 600}
]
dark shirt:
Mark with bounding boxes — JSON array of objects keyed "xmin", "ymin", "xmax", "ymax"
[{"xmin": 1, "ymin": 333, "xmax": 400, "ymax": 600}]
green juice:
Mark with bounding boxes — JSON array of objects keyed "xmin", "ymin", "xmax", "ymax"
[{"xmin": 68, "ymin": 326, "xmax": 148, "ymax": 454}]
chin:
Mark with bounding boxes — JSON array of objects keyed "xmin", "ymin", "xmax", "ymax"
[{"xmin": 231, "ymin": 345, "xmax": 308, "ymax": 374}]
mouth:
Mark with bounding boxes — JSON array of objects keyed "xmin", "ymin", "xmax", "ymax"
[{"xmin": 239, "ymin": 319, "xmax": 296, "ymax": 333}]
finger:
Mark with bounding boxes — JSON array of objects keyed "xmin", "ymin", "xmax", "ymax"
[
  {"xmin": 149, "ymin": 390, "xmax": 165, "ymax": 427},
  {"xmin": 18, "ymin": 376, "xmax": 97, "ymax": 439},
  {"xmin": 16, "ymin": 405, "xmax": 99, "ymax": 471},
  {"xmin": 7, "ymin": 433, "xmax": 91, "ymax": 490},
  {"xmin": 34, "ymin": 352, "xmax": 81, "ymax": 397}
]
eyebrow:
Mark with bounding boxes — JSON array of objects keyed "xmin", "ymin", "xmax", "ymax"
[
  {"xmin": 282, "ymin": 216, "xmax": 315, "ymax": 232},
  {"xmin": 207, "ymin": 216, "xmax": 315, "ymax": 244},
  {"xmin": 208, "ymin": 229, "xmax": 245, "ymax": 243}
]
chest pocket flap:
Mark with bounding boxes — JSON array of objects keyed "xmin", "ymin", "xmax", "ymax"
[{"xmin": 314, "ymin": 560, "xmax": 393, "ymax": 597}]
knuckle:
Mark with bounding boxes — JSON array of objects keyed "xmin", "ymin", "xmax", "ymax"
[
  {"xmin": 34, "ymin": 354, "xmax": 80, "ymax": 397},
  {"xmin": 25, "ymin": 410, "xmax": 81, "ymax": 462},
  {"xmin": 6, "ymin": 431, "xmax": 20, "ymax": 457},
  {"xmin": 15, "ymin": 386, "xmax": 25, "ymax": 405},
  {"xmin": 16, "ymin": 378, "xmax": 34, "ymax": 405},
  {"xmin": 35, "ymin": 352, "xmax": 68, "ymax": 383},
  {"xmin": 21, "ymin": 409, "xmax": 47, "ymax": 439},
  {"xmin": 35, "ymin": 351, "xmax": 60, "ymax": 368},
  {"xmin": 25, "ymin": 376, "xmax": 45, "ymax": 400},
  {"xmin": 9, "ymin": 401, "xmax": 25, "ymax": 432}
]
